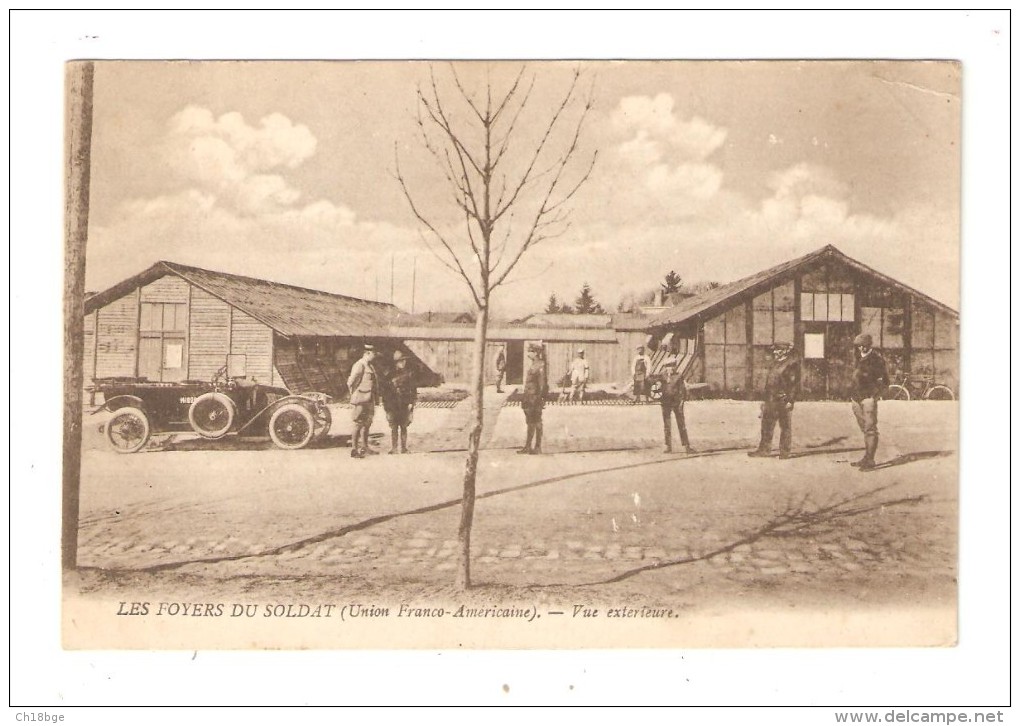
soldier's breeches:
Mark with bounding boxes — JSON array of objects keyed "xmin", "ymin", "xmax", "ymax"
[{"xmin": 852, "ymin": 398, "xmax": 879, "ymax": 436}]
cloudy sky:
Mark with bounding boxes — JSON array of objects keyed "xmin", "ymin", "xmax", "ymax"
[{"xmin": 86, "ymin": 60, "xmax": 960, "ymax": 316}]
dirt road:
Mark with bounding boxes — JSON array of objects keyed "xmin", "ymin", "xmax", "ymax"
[{"xmin": 69, "ymin": 399, "xmax": 957, "ymax": 647}]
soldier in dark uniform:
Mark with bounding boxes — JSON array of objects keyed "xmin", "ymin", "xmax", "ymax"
[
  {"xmin": 518, "ymin": 344, "xmax": 548, "ymax": 455},
  {"xmin": 748, "ymin": 341, "xmax": 800, "ymax": 459},
  {"xmin": 494, "ymin": 347, "xmax": 506, "ymax": 393},
  {"xmin": 850, "ymin": 333, "xmax": 889, "ymax": 471},
  {"xmin": 382, "ymin": 349, "xmax": 417, "ymax": 454},
  {"xmin": 660, "ymin": 356, "xmax": 695, "ymax": 455}
]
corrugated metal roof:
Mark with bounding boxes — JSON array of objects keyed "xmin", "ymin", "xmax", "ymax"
[
  {"xmin": 84, "ymin": 261, "xmax": 402, "ymax": 338},
  {"xmin": 646, "ymin": 245, "xmax": 958, "ymax": 331}
]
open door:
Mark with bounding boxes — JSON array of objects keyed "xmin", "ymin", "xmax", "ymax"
[{"xmin": 506, "ymin": 341, "xmax": 524, "ymax": 385}]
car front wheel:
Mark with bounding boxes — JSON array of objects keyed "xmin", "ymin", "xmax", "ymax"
[{"xmin": 268, "ymin": 403, "xmax": 315, "ymax": 450}]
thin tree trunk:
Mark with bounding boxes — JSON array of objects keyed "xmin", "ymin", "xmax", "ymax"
[
  {"xmin": 455, "ymin": 300, "xmax": 490, "ymax": 590},
  {"xmin": 63, "ymin": 61, "xmax": 95, "ymax": 570}
]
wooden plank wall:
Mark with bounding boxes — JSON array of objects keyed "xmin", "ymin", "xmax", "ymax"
[
  {"xmin": 94, "ymin": 292, "xmax": 138, "ymax": 378},
  {"xmin": 84, "ymin": 311, "xmax": 96, "ymax": 383},
  {"xmin": 188, "ymin": 287, "xmax": 230, "ymax": 383},
  {"xmin": 140, "ymin": 275, "xmax": 189, "ymax": 303},
  {"xmin": 408, "ymin": 335, "xmax": 645, "ymax": 386},
  {"xmin": 230, "ymin": 308, "xmax": 274, "ymax": 385}
]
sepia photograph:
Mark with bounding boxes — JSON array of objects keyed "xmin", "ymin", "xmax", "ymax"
[
  {"xmin": 64, "ymin": 58, "xmax": 961, "ymax": 650},
  {"xmin": 9, "ymin": 8, "xmax": 1011, "ymax": 712}
]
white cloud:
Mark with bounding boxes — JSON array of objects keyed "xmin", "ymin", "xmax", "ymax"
[
  {"xmin": 646, "ymin": 162, "xmax": 723, "ymax": 200},
  {"xmin": 163, "ymin": 106, "xmax": 317, "ymax": 215},
  {"xmin": 89, "ymin": 105, "xmax": 443, "ymax": 306},
  {"xmin": 612, "ymin": 94, "xmax": 727, "ymax": 162},
  {"xmin": 609, "ymin": 94, "xmax": 728, "ymax": 209}
]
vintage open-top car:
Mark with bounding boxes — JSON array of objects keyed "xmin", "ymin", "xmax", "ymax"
[{"xmin": 92, "ymin": 355, "xmax": 332, "ymax": 453}]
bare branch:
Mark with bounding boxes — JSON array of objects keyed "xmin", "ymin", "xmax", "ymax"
[
  {"xmin": 490, "ymin": 65, "xmax": 527, "ymax": 122},
  {"xmin": 491, "ymin": 73, "xmax": 536, "ymax": 169},
  {"xmin": 448, "ymin": 63, "xmax": 485, "ymax": 124},
  {"xmin": 394, "ymin": 145, "xmax": 481, "ymax": 307},
  {"xmin": 415, "ymin": 106, "xmax": 479, "ymax": 221},
  {"xmin": 489, "ymin": 81, "xmax": 596, "ymax": 290},
  {"xmin": 422, "ymin": 68, "xmax": 483, "ymax": 177},
  {"xmin": 491, "ymin": 68, "xmax": 583, "ymax": 223},
  {"xmin": 491, "ymin": 208, "xmax": 515, "ymax": 272},
  {"xmin": 547, "ymin": 151, "xmax": 598, "ymax": 213}
]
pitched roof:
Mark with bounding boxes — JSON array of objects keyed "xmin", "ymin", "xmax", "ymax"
[
  {"xmin": 646, "ymin": 245, "xmax": 958, "ymax": 331},
  {"xmin": 84, "ymin": 261, "xmax": 403, "ymax": 338},
  {"xmin": 512, "ymin": 313, "xmax": 613, "ymax": 329}
]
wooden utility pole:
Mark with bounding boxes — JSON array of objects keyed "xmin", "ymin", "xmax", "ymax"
[{"xmin": 63, "ymin": 61, "xmax": 95, "ymax": 570}]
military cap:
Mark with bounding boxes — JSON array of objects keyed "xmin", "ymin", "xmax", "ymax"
[{"xmin": 853, "ymin": 333, "xmax": 873, "ymax": 347}]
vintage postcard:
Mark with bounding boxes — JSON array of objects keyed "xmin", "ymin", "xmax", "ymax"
[{"xmin": 62, "ymin": 59, "xmax": 960, "ymax": 650}]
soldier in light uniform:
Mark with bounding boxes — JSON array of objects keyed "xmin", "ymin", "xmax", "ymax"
[
  {"xmin": 518, "ymin": 344, "xmax": 548, "ymax": 455},
  {"xmin": 346, "ymin": 344, "xmax": 379, "ymax": 458},
  {"xmin": 382, "ymin": 349, "xmax": 417, "ymax": 454},
  {"xmin": 850, "ymin": 333, "xmax": 889, "ymax": 471},
  {"xmin": 748, "ymin": 341, "xmax": 800, "ymax": 459},
  {"xmin": 569, "ymin": 347, "xmax": 590, "ymax": 402}
]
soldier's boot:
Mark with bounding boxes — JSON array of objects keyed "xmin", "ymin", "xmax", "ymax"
[
  {"xmin": 400, "ymin": 427, "xmax": 408, "ymax": 454},
  {"xmin": 389, "ymin": 428, "xmax": 399, "ymax": 454},
  {"xmin": 350, "ymin": 425, "xmax": 364, "ymax": 458},
  {"xmin": 517, "ymin": 425, "xmax": 534, "ymax": 454},
  {"xmin": 532, "ymin": 423, "xmax": 543, "ymax": 454},
  {"xmin": 747, "ymin": 446, "xmax": 771, "ymax": 458},
  {"xmin": 857, "ymin": 434, "xmax": 878, "ymax": 471}
]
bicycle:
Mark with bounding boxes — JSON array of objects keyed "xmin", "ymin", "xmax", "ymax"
[{"xmin": 885, "ymin": 371, "xmax": 955, "ymax": 401}]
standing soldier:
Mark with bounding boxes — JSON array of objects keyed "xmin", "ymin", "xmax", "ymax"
[
  {"xmin": 518, "ymin": 344, "xmax": 548, "ymax": 455},
  {"xmin": 569, "ymin": 347, "xmax": 590, "ymax": 402},
  {"xmin": 632, "ymin": 345, "xmax": 652, "ymax": 403},
  {"xmin": 660, "ymin": 356, "xmax": 695, "ymax": 455},
  {"xmin": 346, "ymin": 344, "xmax": 379, "ymax": 458},
  {"xmin": 494, "ymin": 346, "xmax": 506, "ymax": 393},
  {"xmin": 850, "ymin": 333, "xmax": 888, "ymax": 471},
  {"xmin": 748, "ymin": 341, "xmax": 800, "ymax": 459},
  {"xmin": 382, "ymin": 349, "xmax": 417, "ymax": 454}
]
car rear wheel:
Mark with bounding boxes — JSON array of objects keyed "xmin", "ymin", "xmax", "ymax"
[
  {"xmin": 104, "ymin": 407, "xmax": 151, "ymax": 454},
  {"xmin": 189, "ymin": 392, "xmax": 237, "ymax": 438},
  {"xmin": 269, "ymin": 403, "xmax": 315, "ymax": 450}
]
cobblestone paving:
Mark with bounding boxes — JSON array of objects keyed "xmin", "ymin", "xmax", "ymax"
[{"xmin": 77, "ymin": 505, "xmax": 952, "ymax": 585}]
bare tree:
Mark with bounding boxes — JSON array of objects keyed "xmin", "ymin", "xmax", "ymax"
[{"xmin": 396, "ymin": 64, "xmax": 596, "ymax": 589}]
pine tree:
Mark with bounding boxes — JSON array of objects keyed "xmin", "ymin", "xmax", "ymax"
[
  {"xmin": 661, "ymin": 270, "xmax": 683, "ymax": 295},
  {"xmin": 574, "ymin": 282, "xmax": 605, "ymax": 314}
]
